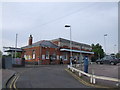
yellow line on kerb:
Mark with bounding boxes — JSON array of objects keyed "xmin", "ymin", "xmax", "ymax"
[
  {"xmin": 9, "ymin": 74, "xmax": 19, "ymax": 90},
  {"xmin": 65, "ymin": 69, "xmax": 110, "ymax": 88},
  {"xmin": 13, "ymin": 74, "xmax": 19, "ymax": 90},
  {"xmin": 9, "ymin": 74, "xmax": 17, "ymax": 89}
]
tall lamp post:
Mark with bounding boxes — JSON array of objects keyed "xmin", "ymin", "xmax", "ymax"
[
  {"xmin": 15, "ymin": 33, "xmax": 18, "ymax": 59},
  {"xmin": 65, "ymin": 24, "xmax": 72, "ymax": 66},
  {"xmin": 104, "ymin": 34, "xmax": 107, "ymax": 55},
  {"xmin": 114, "ymin": 44, "xmax": 116, "ymax": 54}
]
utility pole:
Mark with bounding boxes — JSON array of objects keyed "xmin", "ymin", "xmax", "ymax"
[
  {"xmin": 65, "ymin": 24, "xmax": 72, "ymax": 66},
  {"xmin": 104, "ymin": 34, "xmax": 107, "ymax": 55},
  {"xmin": 15, "ymin": 34, "xmax": 18, "ymax": 59},
  {"xmin": 114, "ymin": 44, "xmax": 116, "ymax": 54}
]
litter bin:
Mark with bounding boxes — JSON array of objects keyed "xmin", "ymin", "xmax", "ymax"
[{"xmin": 84, "ymin": 56, "xmax": 89, "ymax": 73}]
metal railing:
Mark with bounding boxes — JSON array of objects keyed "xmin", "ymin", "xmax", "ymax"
[{"xmin": 67, "ymin": 65, "xmax": 120, "ymax": 84}]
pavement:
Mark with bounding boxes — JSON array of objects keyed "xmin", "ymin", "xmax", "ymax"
[
  {"xmin": 73, "ymin": 63, "xmax": 120, "ymax": 88},
  {"xmin": 2, "ymin": 69, "xmax": 16, "ymax": 89},
  {"xmin": 0, "ymin": 69, "xmax": 2, "ymax": 90}
]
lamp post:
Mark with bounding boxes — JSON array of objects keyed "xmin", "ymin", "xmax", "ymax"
[
  {"xmin": 114, "ymin": 44, "xmax": 116, "ymax": 54},
  {"xmin": 15, "ymin": 34, "xmax": 18, "ymax": 59},
  {"xmin": 104, "ymin": 34, "xmax": 107, "ymax": 55},
  {"xmin": 65, "ymin": 24, "xmax": 72, "ymax": 66}
]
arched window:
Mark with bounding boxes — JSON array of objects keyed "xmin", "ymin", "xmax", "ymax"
[
  {"xmin": 63, "ymin": 52, "xmax": 67, "ymax": 60},
  {"xmin": 52, "ymin": 52, "xmax": 56, "ymax": 60},
  {"xmin": 32, "ymin": 50, "xmax": 36, "ymax": 59},
  {"xmin": 46, "ymin": 51, "xmax": 49, "ymax": 59}
]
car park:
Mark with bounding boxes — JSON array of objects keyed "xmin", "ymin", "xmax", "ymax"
[{"xmin": 96, "ymin": 55, "xmax": 120, "ymax": 65}]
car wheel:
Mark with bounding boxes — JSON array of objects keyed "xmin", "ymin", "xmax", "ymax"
[
  {"xmin": 110, "ymin": 62, "xmax": 115, "ymax": 65},
  {"xmin": 98, "ymin": 62, "xmax": 101, "ymax": 64}
]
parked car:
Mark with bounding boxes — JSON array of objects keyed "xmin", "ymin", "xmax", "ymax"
[{"xmin": 96, "ymin": 55, "xmax": 120, "ymax": 65}]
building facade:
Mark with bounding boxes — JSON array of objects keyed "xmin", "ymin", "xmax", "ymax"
[
  {"xmin": 22, "ymin": 35, "xmax": 94, "ymax": 65},
  {"xmin": 51, "ymin": 38, "xmax": 94, "ymax": 64}
]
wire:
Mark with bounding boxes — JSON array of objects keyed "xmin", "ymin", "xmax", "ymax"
[{"xmin": 30, "ymin": 2, "xmax": 97, "ymax": 29}]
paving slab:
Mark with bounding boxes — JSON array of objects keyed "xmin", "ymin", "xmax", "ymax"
[{"xmin": 73, "ymin": 63, "xmax": 120, "ymax": 88}]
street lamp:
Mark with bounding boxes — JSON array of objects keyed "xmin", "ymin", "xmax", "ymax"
[
  {"xmin": 65, "ymin": 24, "xmax": 72, "ymax": 66},
  {"xmin": 15, "ymin": 34, "xmax": 18, "ymax": 59},
  {"xmin": 114, "ymin": 44, "xmax": 116, "ymax": 54},
  {"xmin": 104, "ymin": 34, "xmax": 107, "ymax": 55}
]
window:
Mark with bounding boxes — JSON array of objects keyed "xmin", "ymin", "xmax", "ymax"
[
  {"xmin": 46, "ymin": 51, "xmax": 49, "ymax": 59},
  {"xmin": 28, "ymin": 55, "xmax": 31, "ymax": 60},
  {"xmin": 51, "ymin": 52, "xmax": 56, "ymax": 60},
  {"xmin": 32, "ymin": 50, "xmax": 36, "ymax": 59},
  {"xmin": 58, "ymin": 42, "xmax": 60, "ymax": 46},
  {"xmin": 57, "ymin": 55, "xmax": 59, "ymax": 60},
  {"xmin": 42, "ymin": 55, "xmax": 45, "ymax": 60},
  {"xmin": 24, "ymin": 55, "xmax": 27, "ymax": 60},
  {"xmin": 63, "ymin": 53, "xmax": 67, "ymax": 60}
]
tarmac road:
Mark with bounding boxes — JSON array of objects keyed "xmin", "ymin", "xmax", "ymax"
[{"xmin": 12, "ymin": 65, "xmax": 92, "ymax": 88}]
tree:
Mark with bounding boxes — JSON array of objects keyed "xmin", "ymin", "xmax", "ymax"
[
  {"xmin": 7, "ymin": 52, "xmax": 22, "ymax": 58},
  {"xmin": 0, "ymin": 50, "xmax": 2, "ymax": 58},
  {"xmin": 91, "ymin": 43, "xmax": 105, "ymax": 62},
  {"xmin": 116, "ymin": 53, "xmax": 120, "ymax": 59}
]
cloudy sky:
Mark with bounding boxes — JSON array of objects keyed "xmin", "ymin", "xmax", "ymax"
[{"xmin": 1, "ymin": 1, "xmax": 118, "ymax": 54}]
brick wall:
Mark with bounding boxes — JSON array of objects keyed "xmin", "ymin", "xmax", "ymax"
[{"xmin": 23, "ymin": 46, "xmax": 61, "ymax": 64}]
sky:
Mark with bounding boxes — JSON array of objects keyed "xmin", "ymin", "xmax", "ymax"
[{"xmin": 1, "ymin": 1, "xmax": 118, "ymax": 54}]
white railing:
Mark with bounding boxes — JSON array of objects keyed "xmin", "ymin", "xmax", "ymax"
[{"xmin": 67, "ymin": 65, "xmax": 120, "ymax": 84}]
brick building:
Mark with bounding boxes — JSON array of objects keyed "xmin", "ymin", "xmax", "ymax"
[{"xmin": 22, "ymin": 35, "xmax": 94, "ymax": 65}]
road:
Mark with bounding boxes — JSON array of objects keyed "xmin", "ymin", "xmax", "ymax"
[{"xmin": 11, "ymin": 65, "xmax": 91, "ymax": 88}]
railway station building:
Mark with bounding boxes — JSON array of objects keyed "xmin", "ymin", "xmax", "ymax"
[{"xmin": 22, "ymin": 35, "xmax": 94, "ymax": 65}]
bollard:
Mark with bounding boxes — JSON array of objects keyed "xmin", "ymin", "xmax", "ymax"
[
  {"xmin": 72, "ymin": 68, "xmax": 74, "ymax": 72},
  {"xmin": 79, "ymin": 72, "xmax": 82, "ymax": 77},
  {"xmin": 93, "ymin": 77, "xmax": 96, "ymax": 84},
  {"xmin": 90, "ymin": 76, "xmax": 93, "ymax": 83},
  {"xmin": 68, "ymin": 65, "xmax": 70, "ymax": 68}
]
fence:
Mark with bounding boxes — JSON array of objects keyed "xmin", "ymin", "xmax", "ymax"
[
  {"xmin": 2, "ymin": 56, "xmax": 12, "ymax": 69},
  {"xmin": 67, "ymin": 65, "xmax": 120, "ymax": 84}
]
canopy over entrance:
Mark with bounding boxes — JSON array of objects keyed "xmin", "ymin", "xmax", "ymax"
[{"xmin": 60, "ymin": 48, "xmax": 94, "ymax": 54}]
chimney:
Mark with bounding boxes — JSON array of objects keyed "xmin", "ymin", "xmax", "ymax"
[{"xmin": 28, "ymin": 35, "xmax": 33, "ymax": 45}]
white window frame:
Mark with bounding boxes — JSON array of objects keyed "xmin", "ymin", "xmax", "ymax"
[
  {"xmin": 63, "ymin": 53, "xmax": 67, "ymax": 60},
  {"xmin": 57, "ymin": 55, "xmax": 59, "ymax": 60},
  {"xmin": 46, "ymin": 51, "xmax": 49, "ymax": 59},
  {"xmin": 32, "ymin": 50, "xmax": 36, "ymax": 59},
  {"xmin": 24, "ymin": 55, "xmax": 27, "ymax": 60},
  {"xmin": 42, "ymin": 55, "xmax": 45, "ymax": 60}
]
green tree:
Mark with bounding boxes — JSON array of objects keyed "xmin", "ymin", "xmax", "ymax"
[
  {"xmin": 116, "ymin": 53, "xmax": 120, "ymax": 59},
  {"xmin": 7, "ymin": 52, "xmax": 22, "ymax": 58},
  {"xmin": 91, "ymin": 43, "xmax": 105, "ymax": 62},
  {"xmin": 0, "ymin": 50, "xmax": 2, "ymax": 58},
  {"xmin": 16, "ymin": 52, "xmax": 22, "ymax": 58}
]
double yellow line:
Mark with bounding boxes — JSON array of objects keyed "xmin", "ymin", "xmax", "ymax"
[
  {"xmin": 8, "ymin": 68, "xmax": 33, "ymax": 89},
  {"xmin": 9, "ymin": 73, "xmax": 20, "ymax": 90}
]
